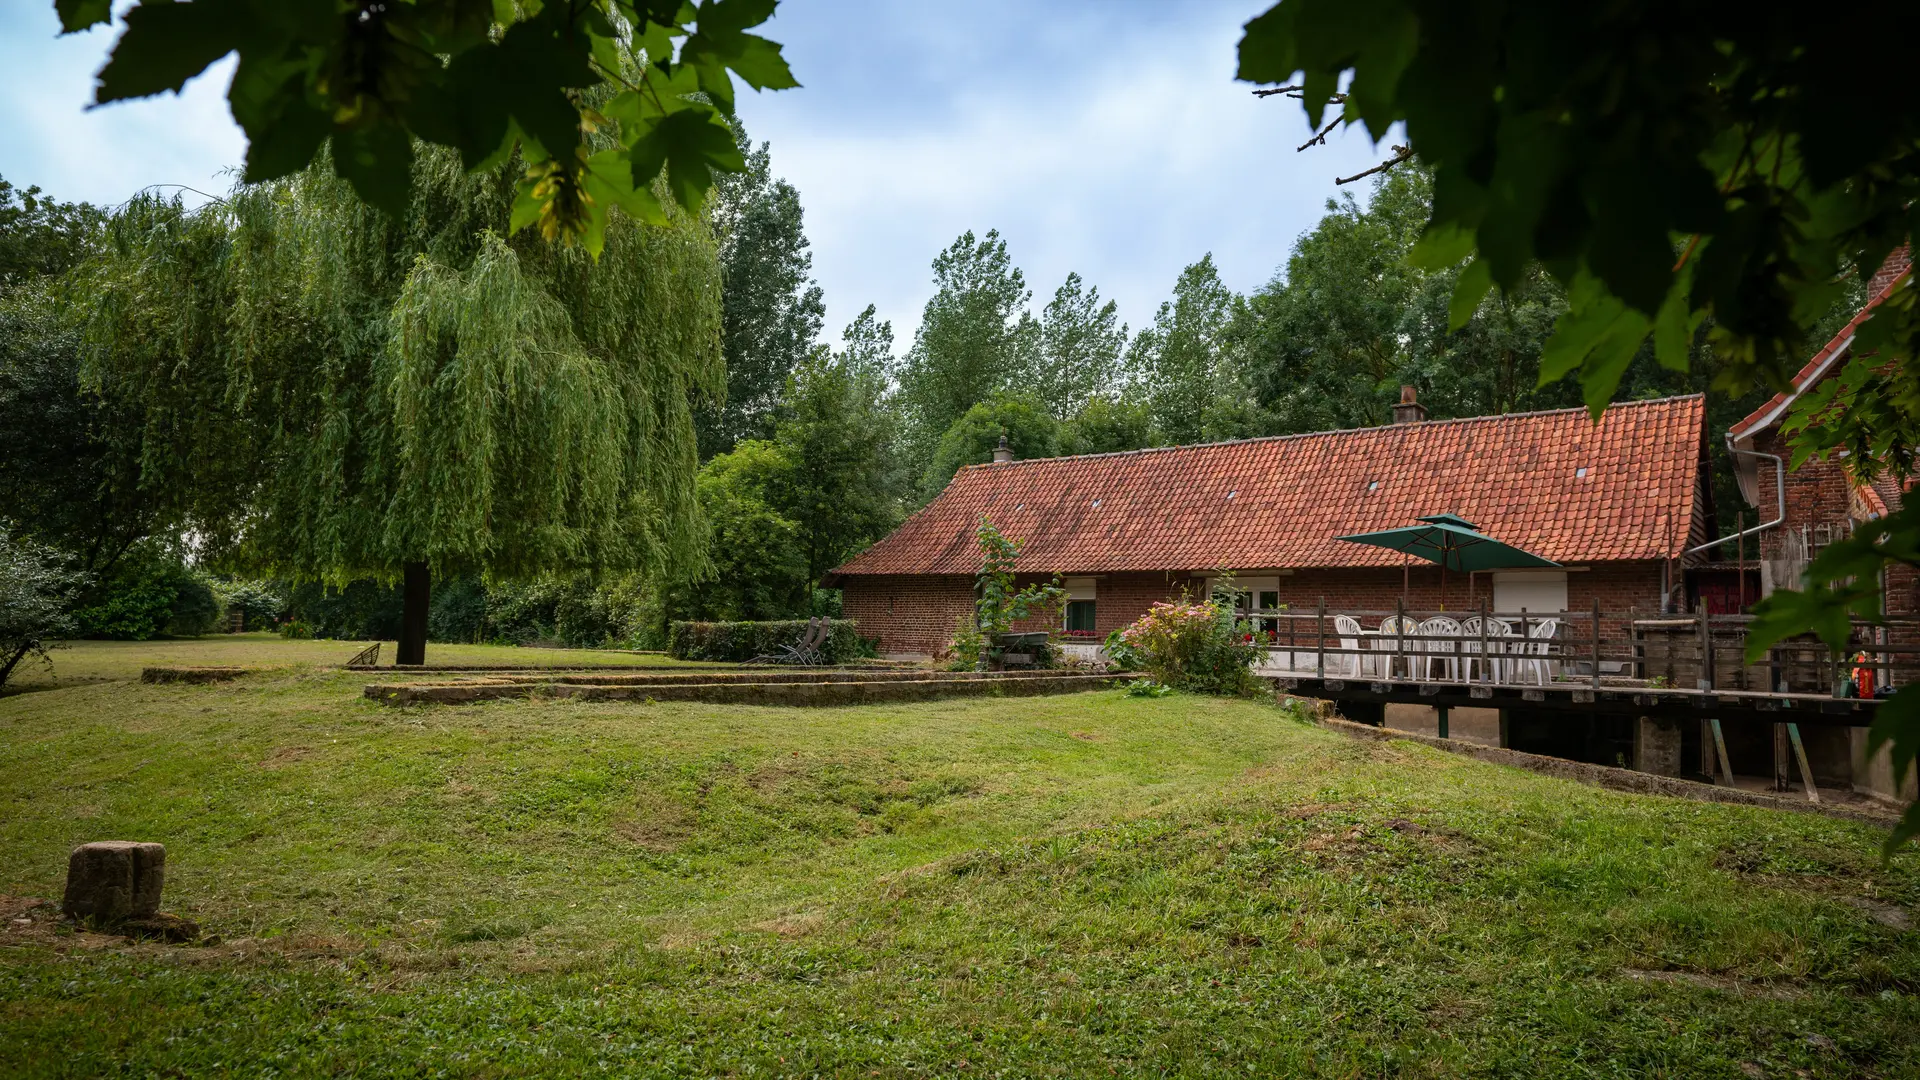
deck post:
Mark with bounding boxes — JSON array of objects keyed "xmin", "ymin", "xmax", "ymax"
[
  {"xmin": 1437, "ymin": 706, "xmax": 1450, "ymax": 739},
  {"xmin": 1591, "ymin": 598, "xmax": 1602, "ymax": 689},
  {"xmin": 1787, "ymin": 723, "xmax": 1821, "ymax": 803},
  {"xmin": 1709, "ymin": 717, "xmax": 1735, "ymax": 786},
  {"xmin": 1479, "ymin": 596, "xmax": 1490, "ymax": 684},
  {"xmin": 1395, "ymin": 596, "xmax": 1407, "ymax": 682},
  {"xmin": 1315, "ymin": 598, "xmax": 1325, "ymax": 679},
  {"xmin": 1697, "ymin": 603, "xmax": 1714, "ymax": 690},
  {"xmin": 1772, "ymin": 723, "xmax": 1792, "ymax": 792}
]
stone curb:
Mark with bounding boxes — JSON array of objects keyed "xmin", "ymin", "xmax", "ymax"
[{"xmin": 366, "ymin": 673, "xmax": 1126, "ymax": 707}]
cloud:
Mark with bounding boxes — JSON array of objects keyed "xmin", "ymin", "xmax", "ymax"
[
  {"xmin": 0, "ymin": 0, "xmax": 1396, "ymax": 352},
  {"xmin": 736, "ymin": 0, "xmax": 1396, "ymax": 349},
  {"xmin": 0, "ymin": 8, "xmax": 245, "ymax": 207}
]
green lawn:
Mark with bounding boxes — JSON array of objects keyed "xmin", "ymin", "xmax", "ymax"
[
  {"xmin": 4, "ymin": 633, "xmax": 712, "ymax": 693},
  {"xmin": 1, "ymin": 651, "xmax": 1916, "ymax": 1077}
]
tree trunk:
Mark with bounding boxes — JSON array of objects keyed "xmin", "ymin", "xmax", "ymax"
[{"xmin": 397, "ymin": 561, "xmax": 430, "ymax": 666}]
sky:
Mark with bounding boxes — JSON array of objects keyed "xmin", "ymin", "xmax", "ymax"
[{"xmin": 0, "ymin": 0, "xmax": 1395, "ymax": 348}]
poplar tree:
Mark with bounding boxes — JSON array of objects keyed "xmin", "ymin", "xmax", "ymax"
[
  {"xmin": 699, "ymin": 129, "xmax": 825, "ymax": 458},
  {"xmin": 896, "ymin": 230, "xmax": 1038, "ymax": 458},
  {"xmin": 78, "ymin": 150, "xmax": 722, "ymax": 663},
  {"xmin": 1127, "ymin": 254, "xmax": 1236, "ymax": 445},
  {"xmin": 1035, "ymin": 272, "xmax": 1127, "ymax": 420}
]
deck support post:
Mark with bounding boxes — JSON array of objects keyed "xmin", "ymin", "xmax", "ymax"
[
  {"xmin": 1395, "ymin": 597, "xmax": 1406, "ymax": 682},
  {"xmin": 1787, "ymin": 722, "xmax": 1821, "ymax": 803},
  {"xmin": 1709, "ymin": 717, "xmax": 1735, "ymax": 786},
  {"xmin": 1315, "ymin": 598, "xmax": 1325, "ymax": 679},
  {"xmin": 1591, "ymin": 598, "xmax": 1602, "ymax": 689}
]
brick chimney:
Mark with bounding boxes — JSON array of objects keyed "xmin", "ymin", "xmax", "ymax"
[
  {"xmin": 1392, "ymin": 385, "xmax": 1427, "ymax": 424},
  {"xmin": 991, "ymin": 434, "xmax": 1013, "ymax": 464}
]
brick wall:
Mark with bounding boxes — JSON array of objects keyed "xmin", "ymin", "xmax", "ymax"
[
  {"xmin": 1750, "ymin": 429, "xmax": 1856, "ymax": 561},
  {"xmin": 840, "ymin": 575, "xmax": 976, "ymax": 657},
  {"xmin": 842, "ymin": 562, "xmax": 1666, "ymax": 656}
]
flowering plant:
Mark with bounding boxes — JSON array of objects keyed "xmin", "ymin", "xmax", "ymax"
[{"xmin": 1113, "ymin": 587, "xmax": 1263, "ymax": 696}]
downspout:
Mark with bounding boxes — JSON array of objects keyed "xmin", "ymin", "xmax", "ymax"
[{"xmin": 1686, "ymin": 438, "xmax": 1786, "ymax": 557}]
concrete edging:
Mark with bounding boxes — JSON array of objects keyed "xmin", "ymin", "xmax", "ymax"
[{"xmin": 1308, "ymin": 711, "xmax": 1900, "ymax": 828}]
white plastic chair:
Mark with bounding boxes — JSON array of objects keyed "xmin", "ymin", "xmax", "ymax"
[
  {"xmin": 1416, "ymin": 616, "xmax": 1463, "ymax": 681},
  {"xmin": 1332, "ymin": 614, "xmax": 1367, "ymax": 677},
  {"xmin": 1460, "ymin": 617, "xmax": 1517, "ymax": 682},
  {"xmin": 1513, "ymin": 617, "xmax": 1560, "ymax": 685},
  {"xmin": 1377, "ymin": 615, "xmax": 1415, "ymax": 679}
]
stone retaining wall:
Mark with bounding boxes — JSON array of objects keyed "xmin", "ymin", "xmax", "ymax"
[{"xmin": 367, "ymin": 672, "xmax": 1124, "ymax": 707}]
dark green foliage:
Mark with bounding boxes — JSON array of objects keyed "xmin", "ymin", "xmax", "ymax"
[
  {"xmin": 775, "ymin": 351, "xmax": 902, "ymax": 586},
  {"xmin": 70, "ymin": 543, "xmax": 218, "ymax": 640},
  {"xmin": 215, "ymin": 580, "xmax": 286, "ymax": 633},
  {"xmin": 0, "ymin": 524, "xmax": 79, "ymax": 690},
  {"xmin": 426, "ymin": 577, "xmax": 492, "ymax": 644},
  {"xmin": 0, "ymin": 292, "xmax": 167, "ymax": 576},
  {"xmin": 284, "ymin": 581, "xmax": 404, "ymax": 643},
  {"xmin": 666, "ymin": 618, "xmax": 860, "ymax": 663},
  {"xmin": 290, "ymin": 573, "xmax": 647, "ymax": 648},
  {"xmin": 1230, "ymin": 165, "xmax": 1781, "ymax": 532},
  {"xmin": 687, "ymin": 440, "xmax": 810, "ymax": 620},
  {"xmin": 699, "ymin": 128, "xmax": 825, "ymax": 457},
  {"xmin": 0, "ymin": 177, "xmax": 104, "ymax": 288},
  {"xmin": 924, "ymin": 394, "xmax": 1063, "ymax": 495},
  {"xmin": 1062, "ymin": 396, "xmax": 1156, "ymax": 457},
  {"xmin": 61, "ymin": 1, "xmax": 797, "ymax": 254}
]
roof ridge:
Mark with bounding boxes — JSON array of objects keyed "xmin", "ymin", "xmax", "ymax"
[{"xmin": 959, "ymin": 393, "xmax": 1705, "ymax": 473}]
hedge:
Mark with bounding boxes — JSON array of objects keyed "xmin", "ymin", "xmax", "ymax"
[{"xmin": 667, "ymin": 619, "xmax": 861, "ymax": 663}]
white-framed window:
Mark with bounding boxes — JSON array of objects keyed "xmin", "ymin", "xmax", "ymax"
[
  {"xmin": 1063, "ymin": 577, "xmax": 1097, "ymax": 637},
  {"xmin": 1209, "ymin": 574, "xmax": 1282, "ymax": 637}
]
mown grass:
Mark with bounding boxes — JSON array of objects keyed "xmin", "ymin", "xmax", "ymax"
[
  {"xmin": 1, "ymin": 641, "xmax": 1917, "ymax": 1077},
  {"xmin": 4, "ymin": 633, "xmax": 710, "ymax": 694}
]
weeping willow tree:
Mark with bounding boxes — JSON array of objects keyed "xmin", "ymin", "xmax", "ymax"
[{"xmin": 77, "ymin": 149, "xmax": 722, "ymax": 662}]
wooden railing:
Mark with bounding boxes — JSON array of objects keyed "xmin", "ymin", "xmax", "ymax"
[{"xmin": 1252, "ymin": 600, "xmax": 1920, "ymax": 695}]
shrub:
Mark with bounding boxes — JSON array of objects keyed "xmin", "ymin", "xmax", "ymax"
[
  {"xmin": 217, "ymin": 579, "xmax": 286, "ymax": 632},
  {"xmin": 667, "ymin": 619, "xmax": 861, "ymax": 663},
  {"xmin": 0, "ymin": 524, "xmax": 79, "ymax": 690},
  {"xmin": 71, "ymin": 542, "xmax": 219, "ymax": 639},
  {"xmin": 1114, "ymin": 591, "xmax": 1264, "ymax": 696}
]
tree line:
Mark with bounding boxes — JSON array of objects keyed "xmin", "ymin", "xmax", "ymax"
[{"xmin": 0, "ymin": 135, "xmax": 1810, "ymax": 665}]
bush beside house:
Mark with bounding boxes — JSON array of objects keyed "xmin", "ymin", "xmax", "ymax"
[{"xmin": 668, "ymin": 619, "xmax": 861, "ymax": 663}]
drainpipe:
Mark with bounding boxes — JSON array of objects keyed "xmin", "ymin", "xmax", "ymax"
[{"xmin": 1686, "ymin": 439, "xmax": 1786, "ymax": 557}]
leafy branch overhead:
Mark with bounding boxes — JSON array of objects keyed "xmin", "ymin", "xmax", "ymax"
[
  {"xmin": 1238, "ymin": 0, "xmax": 1920, "ymax": 850},
  {"xmin": 59, "ymin": 0, "xmax": 799, "ymax": 254},
  {"xmin": 1237, "ymin": 0, "xmax": 1919, "ymax": 416}
]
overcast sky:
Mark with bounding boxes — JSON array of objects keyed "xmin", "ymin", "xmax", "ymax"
[{"xmin": 0, "ymin": 0, "xmax": 1393, "ymax": 348}]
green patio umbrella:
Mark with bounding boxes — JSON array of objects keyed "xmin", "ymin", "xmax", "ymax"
[{"xmin": 1336, "ymin": 514, "xmax": 1558, "ymax": 606}]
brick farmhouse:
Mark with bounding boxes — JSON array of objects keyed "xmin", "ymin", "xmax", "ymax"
[{"xmin": 827, "ymin": 392, "xmax": 1714, "ymax": 659}]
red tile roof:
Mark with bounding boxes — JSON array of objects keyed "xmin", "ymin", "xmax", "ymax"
[
  {"xmin": 1729, "ymin": 247, "xmax": 1912, "ymax": 441},
  {"xmin": 832, "ymin": 395, "xmax": 1707, "ymax": 578}
]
